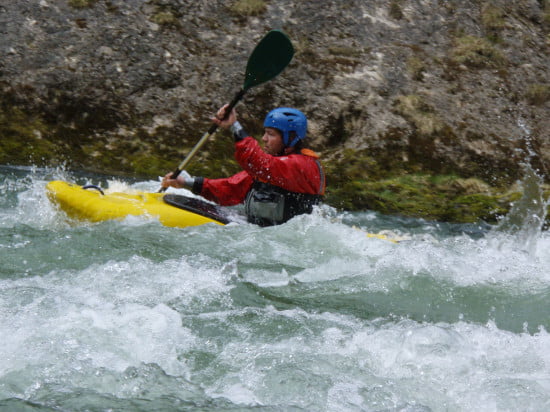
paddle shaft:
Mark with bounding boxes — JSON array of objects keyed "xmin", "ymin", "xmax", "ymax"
[{"xmin": 159, "ymin": 89, "xmax": 245, "ymax": 192}]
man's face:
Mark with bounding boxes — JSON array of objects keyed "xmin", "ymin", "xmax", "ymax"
[{"xmin": 261, "ymin": 127, "xmax": 285, "ymax": 156}]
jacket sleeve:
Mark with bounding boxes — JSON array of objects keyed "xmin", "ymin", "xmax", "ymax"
[
  {"xmin": 234, "ymin": 137, "xmax": 324, "ymax": 195},
  {"xmin": 199, "ymin": 170, "xmax": 254, "ymax": 206}
]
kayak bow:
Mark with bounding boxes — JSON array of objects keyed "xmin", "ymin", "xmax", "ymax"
[{"xmin": 46, "ymin": 180, "xmax": 229, "ymax": 227}]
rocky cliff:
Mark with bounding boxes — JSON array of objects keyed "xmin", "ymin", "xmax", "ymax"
[{"xmin": 1, "ymin": 0, "xmax": 549, "ymax": 223}]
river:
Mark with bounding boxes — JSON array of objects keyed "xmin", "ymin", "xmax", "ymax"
[{"xmin": 1, "ymin": 165, "xmax": 549, "ymax": 411}]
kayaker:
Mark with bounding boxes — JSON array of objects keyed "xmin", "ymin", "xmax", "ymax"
[{"xmin": 161, "ymin": 105, "xmax": 326, "ymax": 226}]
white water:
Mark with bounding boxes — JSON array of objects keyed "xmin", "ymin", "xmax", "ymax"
[{"xmin": 1, "ymin": 165, "xmax": 549, "ymax": 411}]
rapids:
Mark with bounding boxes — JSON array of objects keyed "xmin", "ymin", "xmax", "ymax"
[{"xmin": 1, "ymin": 165, "xmax": 549, "ymax": 411}]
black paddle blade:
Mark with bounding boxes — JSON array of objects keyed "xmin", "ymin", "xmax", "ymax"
[{"xmin": 243, "ymin": 30, "xmax": 294, "ymax": 91}]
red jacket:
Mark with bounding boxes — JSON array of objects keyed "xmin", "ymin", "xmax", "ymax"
[{"xmin": 199, "ymin": 136, "xmax": 325, "ymax": 206}]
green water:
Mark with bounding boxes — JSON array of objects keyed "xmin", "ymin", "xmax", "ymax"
[{"xmin": 1, "ymin": 165, "xmax": 549, "ymax": 411}]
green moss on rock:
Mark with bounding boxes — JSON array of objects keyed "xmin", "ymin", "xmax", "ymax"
[
  {"xmin": 324, "ymin": 148, "xmax": 513, "ymax": 223},
  {"xmin": 481, "ymin": 3, "xmax": 507, "ymax": 41},
  {"xmin": 150, "ymin": 11, "xmax": 179, "ymax": 26},
  {"xmin": 450, "ymin": 35, "xmax": 507, "ymax": 69},
  {"xmin": 68, "ymin": 0, "xmax": 97, "ymax": 8},
  {"xmin": 406, "ymin": 56, "xmax": 427, "ymax": 81},
  {"xmin": 327, "ymin": 173, "xmax": 510, "ymax": 223},
  {"xmin": 128, "ymin": 153, "xmax": 175, "ymax": 177},
  {"xmin": 148, "ymin": 5, "xmax": 182, "ymax": 28},
  {"xmin": 542, "ymin": 0, "xmax": 550, "ymax": 25},
  {"xmin": 394, "ymin": 95, "xmax": 445, "ymax": 135},
  {"xmin": 525, "ymin": 84, "xmax": 550, "ymax": 105},
  {"xmin": 389, "ymin": 1, "xmax": 404, "ymax": 20},
  {"xmin": 229, "ymin": 0, "xmax": 267, "ymax": 17},
  {"xmin": 0, "ymin": 105, "xmax": 60, "ymax": 165}
]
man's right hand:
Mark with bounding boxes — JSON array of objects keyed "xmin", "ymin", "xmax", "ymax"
[{"xmin": 212, "ymin": 104, "xmax": 237, "ymax": 129}]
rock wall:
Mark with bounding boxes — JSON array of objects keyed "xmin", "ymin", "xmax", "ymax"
[{"xmin": 1, "ymin": 0, "xmax": 549, "ymax": 221}]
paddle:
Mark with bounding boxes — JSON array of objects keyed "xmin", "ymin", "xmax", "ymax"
[{"xmin": 159, "ymin": 29, "xmax": 294, "ymax": 192}]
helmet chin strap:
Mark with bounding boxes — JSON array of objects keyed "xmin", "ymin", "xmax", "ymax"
[
  {"xmin": 272, "ymin": 146, "xmax": 294, "ymax": 157},
  {"xmin": 282, "ymin": 146, "xmax": 295, "ymax": 156},
  {"xmin": 285, "ymin": 131, "xmax": 300, "ymax": 148}
]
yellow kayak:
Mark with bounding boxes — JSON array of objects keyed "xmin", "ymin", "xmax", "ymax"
[
  {"xmin": 46, "ymin": 181, "xmax": 403, "ymax": 242},
  {"xmin": 46, "ymin": 180, "xmax": 228, "ymax": 227}
]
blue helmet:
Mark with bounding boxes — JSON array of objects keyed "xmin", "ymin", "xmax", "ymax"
[{"xmin": 263, "ymin": 108, "xmax": 307, "ymax": 147}]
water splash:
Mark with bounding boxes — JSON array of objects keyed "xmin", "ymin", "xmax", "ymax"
[{"xmin": 490, "ymin": 118, "xmax": 548, "ymax": 254}]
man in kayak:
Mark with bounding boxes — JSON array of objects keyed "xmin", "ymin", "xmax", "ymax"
[{"xmin": 161, "ymin": 105, "xmax": 326, "ymax": 226}]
